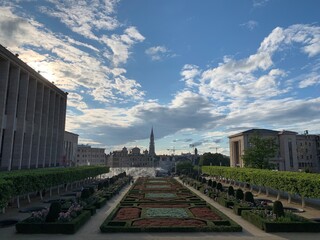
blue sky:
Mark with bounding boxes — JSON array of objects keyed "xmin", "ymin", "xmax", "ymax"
[{"xmin": 0, "ymin": 0, "xmax": 319, "ymax": 155}]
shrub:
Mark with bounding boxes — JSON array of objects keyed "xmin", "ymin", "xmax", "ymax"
[
  {"xmin": 202, "ymin": 178, "xmax": 207, "ymax": 184},
  {"xmin": 212, "ymin": 181, "xmax": 217, "ymax": 188},
  {"xmin": 244, "ymin": 191, "xmax": 254, "ymax": 204},
  {"xmin": 228, "ymin": 186, "xmax": 235, "ymax": 196},
  {"xmin": 208, "ymin": 179, "xmax": 213, "ymax": 187},
  {"xmin": 273, "ymin": 200, "xmax": 284, "ymax": 219},
  {"xmin": 45, "ymin": 202, "xmax": 62, "ymax": 222},
  {"xmin": 217, "ymin": 182, "xmax": 223, "ymax": 192},
  {"xmin": 198, "ymin": 177, "xmax": 203, "ymax": 183},
  {"xmin": 89, "ymin": 187, "xmax": 95, "ymax": 195},
  {"xmin": 235, "ymin": 189, "xmax": 244, "ymax": 200},
  {"xmin": 98, "ymin": 183, "xmax": 104, "ymax": 190},
  {"xmin": 81, "ymin": 189, "xmax": 91, "ymax": 199}
]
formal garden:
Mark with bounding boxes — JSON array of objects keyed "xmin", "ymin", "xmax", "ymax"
[
  {"xmin": 100, "ymin": 177, "xmax": 242, "ymax": 232},
  {"xmin": 180, "ymin": 166, "xmax": 320, "ymax": 232}
]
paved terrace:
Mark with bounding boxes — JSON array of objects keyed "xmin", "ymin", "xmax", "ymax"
[{"xmin": 0, "ymin": 177, "xmax": 320, "ymax": 240}]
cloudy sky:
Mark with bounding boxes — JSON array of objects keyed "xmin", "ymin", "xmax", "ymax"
[{"xmin": 0, "ymin": 0, "xmax": 319, "ymax": 155}]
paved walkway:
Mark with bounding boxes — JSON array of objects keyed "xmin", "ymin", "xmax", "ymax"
[{"xmin": 1, "ymin": 178, "xmax": 320, "ymax": 240}]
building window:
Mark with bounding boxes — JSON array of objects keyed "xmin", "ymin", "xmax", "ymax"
[{"xmin": 288, "ymin": 142, "xmax": 294, "ymax": 168}]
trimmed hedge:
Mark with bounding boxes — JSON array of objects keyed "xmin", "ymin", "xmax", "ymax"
[
  {"xmin": 202, "ymin": 166, "xmax": 320, "ymax": 199},
  {"xmin": 16, "ymin": 210, "xmax": 91, "ymax": 234},
  {"xmin": 241, "ymin": 210, "xmax": 320, "ymax": 232},
  {"xmin": 0, "ymin": 166, "xmax": 109, "ymax": 209}
]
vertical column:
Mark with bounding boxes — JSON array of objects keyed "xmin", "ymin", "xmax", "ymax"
[
  {"xmin": 22, "ymin": 78, "xmax": 37, "ymax": 169},
  {"xmin": 45, "ymin": 90, "xmax": 55, "ymax": 167},
  {"xmin": 0, "ymin": 59, "xmax": 9, "ymax": 170},
  {"xmin": 51, "ymin": 94, "xmax": 60, "ymax": 166},
  {"xmin": 12, "ymin": 71, "xmax": 29, "ymax": 169},
  {"xmin": 56, "ymin": 96, "xmax": 66, "ymax": 167},
  {"xmin": 30, "ymin": 82, "xmax": 44, "ymax": 168},
  {"xmin": 2, "ymin": 64, "xmax": 20, "ymax": 171},
  {"xmin": 38, "ymin": 86, "xmax": 50, "ymax": 168}
]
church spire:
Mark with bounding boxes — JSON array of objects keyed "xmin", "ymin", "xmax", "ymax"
[{"xmin": 149, "ymin": 127, "xmax": 155, "ymax": 157}]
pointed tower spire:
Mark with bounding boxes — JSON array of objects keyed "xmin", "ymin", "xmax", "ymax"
[{"xmin": 149, "ymin": 127, "xmax": 155, "ymax": 157}]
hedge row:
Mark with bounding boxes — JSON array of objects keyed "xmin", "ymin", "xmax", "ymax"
[
  {"xmin": 0, "ymin": 166, "xmax": 109, "ymax": 209},
  {"xmin": 202, "ymin": 166, "xmax": 320, "ymax": 198}
]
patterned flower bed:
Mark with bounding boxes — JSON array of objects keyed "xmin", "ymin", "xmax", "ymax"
[
  {"xmin": 114, "ymin": 207, "xmax": 141, "ymax": 220},
  {"xmin": 145, "ymin": 208, "xmax": 189, "ymax": 218},
  {"xmin": 145, "ymin": 193, "xmax": 177, "ymax": 198},
  {"xmin": 100, "ymin": 177, "xmax": 242, "ymax": 232}
]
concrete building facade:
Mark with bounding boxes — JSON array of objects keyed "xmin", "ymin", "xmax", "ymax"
[
  {"xmin": 63, "ymin": 131, "xmax": 79, "ymax": 166},
  {"xmin": 76, "ymin": 145, "xmax": 106, "ymax": 166},
  {"xmin": 229, "ymin": 129, "xmax": 320, "ymax": 172},
  {"xmin": 0, "ymin": 45, "xmax": 67, "ymax": 171}
]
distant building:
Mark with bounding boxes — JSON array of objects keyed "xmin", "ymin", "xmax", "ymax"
[
  {"xmin": 0, "ymin": 44, "xmax": 67, "ymax": 171},
  {"xmin": 107, "ymin": 128, "xmax": 157, "ymax": 168},
  {"xmin": 76, "ymin": 145, "xmax": 106, "ymax": 166},
  {"xmin": 229, "ymin": 129, "xmax": 320, "ymax": 172},
  {"xmin": 63, "ymin": 131, "xmax": 78, "ymax": 166}
]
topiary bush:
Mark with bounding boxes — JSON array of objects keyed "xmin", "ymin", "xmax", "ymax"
[
  {"xmin": 273, "ymin": 200, "xmax": 284, "ymax": 219},
  {"xmin": 89, "ymin": 187, "xmax": 95, "ymax": 195},
  {"xmin": 81, "ymin": 189, "xmax": 91, "ymax": 199},
  {"xmin": 228, "ymin": 186, "xmax": 235, "ymax": 196},
  {"xmin": 244, "ymin": 191, "xmax": 255, "ymax": 204},
  {"xmin": 45, "ymin": 202, "xmax": 61, "ymax": 222},
  {"xmin": 202, "ymin": 178, "xmax": 207, "ymax": 184},
  {"xmin": 212, "ymin": 181, "xmax": 217, "ymax": 188},
  {"xmin": 98, "ymin": 183, "xmax": 104, "ymax": 190},
  {"xmin": 216, "ymin": 182, "xmax": 223, "ymax": 192},
  {"xmin": 235, "ymin": 189, "xmax": 244, "ymax": 200}
]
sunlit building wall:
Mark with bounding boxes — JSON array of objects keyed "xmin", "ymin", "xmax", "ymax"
[{"xmin": 0, "ymin": 45, "xmax": 67, "ymax": 171}]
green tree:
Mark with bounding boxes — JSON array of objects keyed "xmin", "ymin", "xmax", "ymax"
[
  {"xmin": 242, "ymin": 133, "xmax": 277, "ymax": 169},
  {"xmin": 176, "ymin": 161, "xmax": 194, "ymax": 174},
  {"xmin": 200, "ymin": 152, "xmax": 230, "ymax": 166}
]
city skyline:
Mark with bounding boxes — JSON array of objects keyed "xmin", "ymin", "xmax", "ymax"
[{"xmin": 0, "ymin": 0, "xmax": 319, "ymax": 155}]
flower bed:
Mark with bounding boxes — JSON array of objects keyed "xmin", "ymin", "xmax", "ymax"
[
  {"xmin": 16, "ymin": 210, "xmax": 91, "ymax": 234},
  {"xmin": 145, "ymin": 208, "xmax": 189, "ymax": 218},
  {"xmin": 145, "ymin": 193, "xmax": 177, "ymax": 198},
  {"xmin": 115, "ymin": 207, "xmax": 141, "ymax": 220},
  {"xmin": 100, "ymin": 177, "xmax": 242, "ymax": 232},
  {"xmin": 241, "ymin": 210, "xmax": 320, "ymax": 232}
]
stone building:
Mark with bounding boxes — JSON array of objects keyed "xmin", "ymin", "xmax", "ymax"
[
  {"xmin": 63, "ymin": 131, "xmax": 79, "ymax": 166},
  {"xmin": 229, "ymin": 129, "xmax": 320, "ymax": 172},
  {"xmin": 76, "ymin": 145, "xmax": 106, "ymax": 166},
  {"xmin": 0, "ymin": 45, "xmax": 67, "ymax": 171}
]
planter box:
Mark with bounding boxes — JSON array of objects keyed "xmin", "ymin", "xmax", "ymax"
[
  {"xmin": 95, "ymin": 198, "xmax": 107, "ymax": 209},
  {"xmin": 217, "ymin": 197, "xmax": 234, "ymax": 208},
  {"xmin": 16, "ymin": 210, "xmax": 91, "ymax": 234},
  {"xmin": 241, "ymin": 210, "xmax": 320, "ymax": 232},
  {"xmin": 233, "ymin": 204, "xmax": 252, "ymax": 216},
  {"xmin": 83, "ymin": 205, "xmax": 96, "ymax": 216}
]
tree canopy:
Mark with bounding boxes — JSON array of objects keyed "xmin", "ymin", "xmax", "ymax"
[
  {"xmin": 242, "ymin": 133, "xmax": 277, "ymax": 169},
  {"xmin": 200, "ymin": 152, "xmax": 230, "ymax": 166},
  {"xmin": 176, "ymin": 161, "xmax": 194, "ymax": 174}
]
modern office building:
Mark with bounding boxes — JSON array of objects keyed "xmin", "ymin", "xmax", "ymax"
[
  {"xmin": 229, "ymin": 129, "xmax": 320, "ymax": 172},
  {"xmin": 63, "ymin": 131, "xmax": 79, "ymax": 166},
  {"xmin": 76, "ymin": 145, "xmax": 106, "ymax": 166},
  {"xmin": 0, "ymin": 45, "xmax": 67, "ymax": 171}
]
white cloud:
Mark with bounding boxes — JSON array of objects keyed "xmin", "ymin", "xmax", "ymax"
[
  {"xmin": 145, "ymin": 45, "xmax": 175, "ymax": 61},
  {"xmin": 253, "ymin": 0, "xmax": 269, "ymax": 7},
  {"xmin": 0, "ymin": 6, "xmax": 145, "ymax": 106},
  {"xmin": 199, "ymin": 25, "xmax": 320, "ymax": 102},
  {"xmin": 39, "ymin": 0, "xmax": 120, "ymax": 40},
  {"xmin": 240, "ymin": 20, "xmax": 258, "ymax": 31},
  {"xmin": 180, "ymin": 64, "xmax": 201, "ymax": 88},
  {"xmin": 101, "ymin": 26, "xmax": 145, "ymax": 66},
  {"xmin": 299, "ymin": 75, "xmax": 320, "ymax": 88}
]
